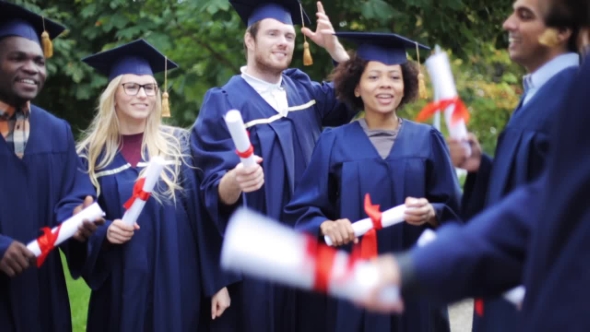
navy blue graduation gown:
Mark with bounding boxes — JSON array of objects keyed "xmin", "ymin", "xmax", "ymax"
[
  {"xmin": 191, "ymin": 68, "xmax": 357, "ymax": 332},
  {"xmin": 80, "ymin": 130, "xmax": 235, "ymax": 332},
  {"xmin": 461, "ymin": 67, "xmax": 578, "ymax": 331},
  {"xmin": 0, "ymin": 105, "xmax": 92, "ymax": 332},
  {"xmin": 284, "ymin": 120, "xmax": 462, "ymax": 332},
  {"xmin": 520, "ymin": 53, "xmax": 590, "ymax": 331}
]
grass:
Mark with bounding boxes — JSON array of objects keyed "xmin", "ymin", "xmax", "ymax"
[{"xmin": 61, "ymin": 253, "xmax": 90, "ymax": 332}]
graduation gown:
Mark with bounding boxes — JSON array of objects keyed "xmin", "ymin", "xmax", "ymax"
[
  {"xmin": 80, "ymin": 131, "xmax": 234, "ymax": 332},
  {"xmin": 0, "ymin": 105, "xmax": 91, "ymax": 332},
  {"xmin": 461, "ymin": 67, "xmax": 578, "ymax": 331},
  {"xmin": 191, "ymin": 68, "xmax": 357, "ymax": 332},
  {"xmin": 284, "ymin": 120, "xmax": 462, "ymax": 332}
]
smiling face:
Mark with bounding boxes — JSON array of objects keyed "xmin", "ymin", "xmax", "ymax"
[
  {"xmin": 246, "ymin": 18, "xmax": 295, "ymax": 76},
  {"xmin": 355, "ymin": 61, "xmax": 405, "ymax": 115},
  {"xmin": 503, "ymin": 0, "xmax": 555, "ymax": 72},
  {"xmin": 114, "ymin": 74, "xmax": 157, "ymax": 127},
  {"xmin": 0, "ymin": 36, "xmax": 46, "ymax": 107}
]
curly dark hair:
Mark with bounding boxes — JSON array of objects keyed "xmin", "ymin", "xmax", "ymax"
[{"xmin": 329, "ymin": 52, "xmax": 420, "ymax": 111}]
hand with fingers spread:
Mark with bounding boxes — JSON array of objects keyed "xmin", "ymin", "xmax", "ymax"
[
  {"xmin": 211, "ymin": 287, "xmax": 231, "ymax": 320},
  {"xmin": 447, "ymin": 133, "xmax": 482, "ymax": 172},
  {"xmin": 106, "ymin": 219, "xmax": 139, "ymax": 245},
  {"xmin": 404, "ymin": 197, "xmax": 437, "ymax": 227},
  {"xmin": 354, "ymin": 254, "xmax": 405, "ymax": 314},
  {"xmin": 301, "ymin": 1, "xmax": 349, "ymax": 63},
  {"xmin": 72, "ymin": 195, "xmax": 105, "ymax": 242},
  {"xmin": 0, "ymin": 241, "xmax": 36, "ymax": 277},
  {"xmin": 320, "ymin": 218, "xmax": 358, "ymax": 246}
]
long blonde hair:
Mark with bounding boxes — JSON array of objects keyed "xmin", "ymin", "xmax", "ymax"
[{"xmin": 77, "ymin": 75, "xmax": 188, "ymax": 202}]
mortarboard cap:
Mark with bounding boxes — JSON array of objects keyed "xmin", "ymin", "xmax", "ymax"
[
  {"xmin": 230, "ymin": 0, "xmax": 311, "ymax": 27},
  {"xmin": 81, "ymin": 39, "xmax": 178, "ymax": 82},
  {"xmin": 0, "ymin": 0, "xmax": 66, "ymax": 58},
  {"xmin": 335, "ymin": 32, "xmax": 430, "ymax": 66},
  {"xmin": 82, "ymin": 39, "xmax": 179, "ymax": 117}
]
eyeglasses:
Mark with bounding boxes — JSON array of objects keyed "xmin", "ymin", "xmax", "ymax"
[{"xmin": 121, "ymin": 82, "xmax": 158, "ymax": 96}]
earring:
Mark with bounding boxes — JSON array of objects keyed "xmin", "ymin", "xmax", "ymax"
[{"xmin": 539, "ymin": 28, "xmax": 560, "ymax": 47}]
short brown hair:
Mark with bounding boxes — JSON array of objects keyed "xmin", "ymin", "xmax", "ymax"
[
  {"xmin": 244, "ymin": 21, "xmax": 262, "ymax": 60},
  {"xmin": 329, "ymin": 52, "xmax": 419, "ymax": 111}
]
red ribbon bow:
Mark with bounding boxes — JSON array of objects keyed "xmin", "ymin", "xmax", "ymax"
[
  {"xmin": 123, "ymin": 177, "xmax": 151, "ymax": 210},
  {"xmin": 358, "ymin": 194, "xmax": 384, "ymax": 259},
  {"xmin": 306, "ymin": 235, "xmax": 360, "ymax": 293},
  {"xmin": 36, "ymin": 225, "xmax": 62, "ymax": 267},
  {"xmin": 415, "ymin": 96, "xmax": 470, "ymax": 125}
]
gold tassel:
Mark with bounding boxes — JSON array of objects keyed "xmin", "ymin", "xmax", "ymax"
[
  {"xmin": 303, "ymin": 41, "xmax": 313, "ymax": 66},
  {"xmin": 161, "ymin": 56, "xmax": 171, "ymax": 118},
  {"xmin": 539, "ymin": 28, "xmax": 560, "ymax": 48},
  {"xmin": 41, "ymin": 17, "xmax": 53, "ymax": 58},
  {"xmin": 300, "ymin": 2, "xmax": 313, "ymax": 66},
  {"xmin": 416, "ymin": 43, "xmax": 427, "ymax": 99}
]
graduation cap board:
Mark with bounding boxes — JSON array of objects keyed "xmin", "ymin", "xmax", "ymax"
[
  {"xmin": 335, "ymin": 32, "xmax": 431, "ymax": 99},
  {"xmin": 81, "ymin": 39, "xmax": 179, "ymax": 117},
  {"xmin": 229, "ymin": 0, "xmax": 314, "ymax": 65},
  {"xmin": 0, "ymin": 0, "xmax": 66, "ymax": 58}
]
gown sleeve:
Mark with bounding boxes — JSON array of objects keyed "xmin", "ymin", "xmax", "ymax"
[
  {"xmin": 190, "ymin": 88, "xmax": 241, "ymax": 235},
  {"xmin": 284, "ymin": 129, "xmax": 338, "ymax": 239},
  {"xmin": 426, "ymin": 129, "xmax": 463, "ymax": 225}
]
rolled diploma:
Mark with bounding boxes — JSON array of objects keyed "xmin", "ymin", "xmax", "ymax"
[
  {"xmin": 416, "ymin": 229, "xmax": 525, "ymax": 306},
  {"xmin": 221, "ymin": 208, "xmax": 400, "ymax": 305},
  {"xmin": 121, "ymin": 156, "xmax": 166, "ymax": 227},
  {"xmin": 225, "ymin": 110, "xmax": 256, "ymax": 168},
  {"xmin": 27, "ymin": 202, "xmax": 105, "ymax": 256},
  {"xmin": 425, "ymin": 51, "xmax": 471, "ymax": 155},
  {"xmin": 324, "ymin": 204, "xmax": 407, "ymax": 246}
]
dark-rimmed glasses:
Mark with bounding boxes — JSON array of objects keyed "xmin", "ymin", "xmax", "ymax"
[{"xmin": 121, "ymin": 82, "xmax": 158, "ymax": 96}]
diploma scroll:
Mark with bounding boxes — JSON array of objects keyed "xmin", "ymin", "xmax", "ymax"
[
  {"xmin": 221, "ymin": 208, "xmax": 400, "ymax": 305},
  {"xmin": 324, "ymin": 203, "xmax": 406, "ymax": 247},
  {"xmin": 121, "ymin": 156, "xmax": 166, "ymax": 227},
  {"xmin": 27, "ymin": 202, "xmax": 105, "ymax": 267},
  {"xmin": 225, "ymin": 110, "xmax": 256, "ymax": 168}
]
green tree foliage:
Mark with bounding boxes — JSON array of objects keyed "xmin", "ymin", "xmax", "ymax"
[{"xmin": 14, "ymin": 0, "xmax": 524, "ymax": 154}]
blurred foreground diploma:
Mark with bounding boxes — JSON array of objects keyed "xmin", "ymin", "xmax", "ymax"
[{"xmin": 221, "ymin": 208, "xmax": 401, "ymax": 306}]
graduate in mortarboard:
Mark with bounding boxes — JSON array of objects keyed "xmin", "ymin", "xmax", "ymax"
[
  {"xmin": 0, "ymin": 1, "xmax": 104, "ymax": 331},
  {"xmin": 190, "ymin": 1, "xmax": 357, "ymax": 331},
  {"xmin": 283, "ymin": 32, "xmax": 462, "ymax": 332},
  {"xmin": 77, "ymin": 39, "xmax": 236, "ymax": 332}
]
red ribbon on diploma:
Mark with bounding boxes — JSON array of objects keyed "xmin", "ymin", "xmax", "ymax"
[
  {"xmin": 306, "ymin": 235, "xmax": 361, "ymax": 293},
  {"xmin": 474, "ymin": 298, "xmax": 484, "ymax": 316},
  {"xmin": 236, "ymin": 145, "xmax": 254, "ymax": 159},
  {"xmin": 36, "ymin": 225, "xmax": 62, "ymax": 267},
  {"xmin": 358, "ymin": 194, "xmax": 384, "ymax": 259},
  {"xmin": 415, "ymin": 96, "xmax": 470, "ymax": 125},
  {"xmin": 123, "ymin": 177, "xmax": 151, "ymax": 210}
]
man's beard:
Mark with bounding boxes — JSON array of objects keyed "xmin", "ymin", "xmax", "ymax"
[{"xmin": 254, "ymin": 51, "xmax": 290, "ymax": 76}]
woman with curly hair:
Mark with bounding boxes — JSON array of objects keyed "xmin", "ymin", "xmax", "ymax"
[
  {"xmin": 76, "ymin": 39, "xmax": 235, "ymax": 332},
  {"xmin": 284, "ymin": 32, "xmax": 462, "ymax": 332}
]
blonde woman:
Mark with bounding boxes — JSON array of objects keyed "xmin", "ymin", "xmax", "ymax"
[{"xmin": 77, "ymin": 39, "xmax": 234, "ymax": 332}]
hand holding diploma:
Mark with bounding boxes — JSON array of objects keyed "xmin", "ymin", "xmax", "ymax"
[
  {"xmin": 72, "ymin": 195, "xmax": 105, "ymax": 242},
  {"xmin": 26, "ymin": 202, "xmax": 105, "ymax": 267},
  {"xmin": 121, "ymin": 156, "xmax": 166, "ymax": 227},
  {"xmin": 221, "ymin": 208, "xmax": 401, "ymax": 307},
  {"xmin": 324, "ymin": 194, "xmax": 407, "ymax": 259}
]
